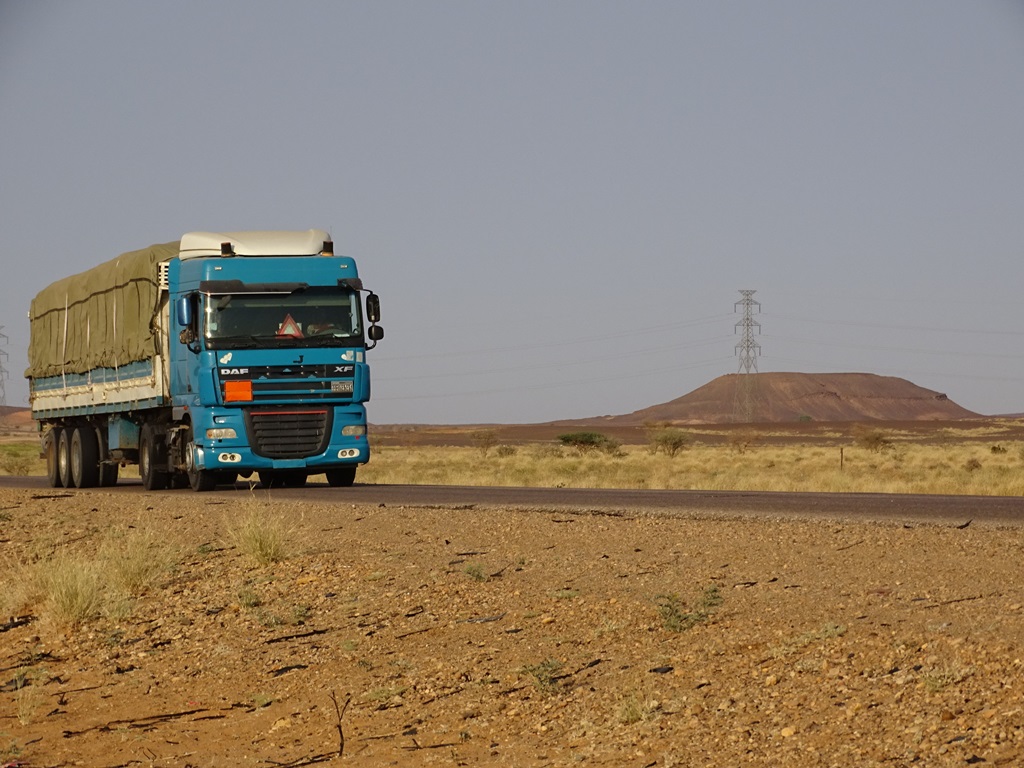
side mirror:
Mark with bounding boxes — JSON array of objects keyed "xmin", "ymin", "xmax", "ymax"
[
  {"xmin": 176, "ymin": 295, "xmax": 200, "ymax": 351},
  {"xmin": 368, "ymin": 325, "xmax": 384, "ymax": 342},
  {"xmin": 365, "ymin": 293, "xmax": 381, "ymax": 324},
  {"xmin": 176, "ymin": 296, "xmax": 193, "ymax": 328}
]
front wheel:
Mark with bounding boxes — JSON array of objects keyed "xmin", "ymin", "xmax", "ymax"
[
  {"xmin": 325, "ymin": 466, "xmax": 357, "ymax": 487},
  {"xmin": 184, "ymin": 425, "xmax": 218, "ymax": 492}
]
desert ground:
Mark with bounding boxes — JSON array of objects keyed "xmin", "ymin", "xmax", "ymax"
[
  {"xmin": 3, "ymin": 481, "xmax": 1024, "ymax": 767},
  {"xmin": 3, "ymin": 383, "xmax": 1024, "ymax": 767}
]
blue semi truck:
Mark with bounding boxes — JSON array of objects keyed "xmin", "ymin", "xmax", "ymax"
[{"xmin": 26, "ymin": 230, "xmax": 383, "ymax": 491}]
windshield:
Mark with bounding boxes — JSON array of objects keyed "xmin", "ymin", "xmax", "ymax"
[{"xmin": 203, "ymin": 287, "xmax": 362, "ymax": 349}]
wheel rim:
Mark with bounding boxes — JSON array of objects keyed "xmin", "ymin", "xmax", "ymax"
[
  {"xmin": 140, "ymin": 438, "xmax": 150, "ymax": 479},
  {"xmin": 186, "ymin": 443, "xmax": 197, "ymax": 476},
  {"xmin": 71, "ymin": 431, "xmax": 82, "ymax": 483},
  {"xmin": 58, "ymin": 432, "xmax": 70, "ymax": 486}
]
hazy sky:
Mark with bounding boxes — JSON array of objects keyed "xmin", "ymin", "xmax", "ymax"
[{"xmin": 2, "ymin": 2, "xmax": 1023, "ymax": 424}]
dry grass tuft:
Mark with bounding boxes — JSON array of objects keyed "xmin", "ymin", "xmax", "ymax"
[
  {"xmin": 100, "ymin": 528, "xmax": 176, "ymax": 597},
  {"xmin": 360, "ymin": 439, "xmax": 1024, "ymax": 496},
  {"xmin": 6, "ymin": 524, "xmax": 181, "ymax": 628},
  {"xmin": 36, "ymin": 555, "xmax": 104, "ymax": 627},
  {"xmin": 227, "ymin": 508, "xmax": 292, "ymax": 565}
]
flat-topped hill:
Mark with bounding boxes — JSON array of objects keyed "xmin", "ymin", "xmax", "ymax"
[{"xmin": 566, "ymin": 372, "xmax": 980, "ymax": 425}]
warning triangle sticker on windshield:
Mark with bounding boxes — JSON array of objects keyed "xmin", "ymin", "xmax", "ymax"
[{"xmin": 277, "ymin": 313, "xmax": 304, "ymax": 338}]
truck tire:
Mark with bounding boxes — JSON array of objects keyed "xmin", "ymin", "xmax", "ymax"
[
  {"xmin": 140, "ymin": 423, "xmax": 169, "ymax": 491},
  {"xmin": 45, "ymin": 428, "xmax": 62, "ymax": 488},
  {"xmin": 188, "ymin": 467, "xmax": 218, "ymax": 492},
  {"xmin": 70, "ymin": 427, "xmax": 100, "ymax": 488},
  {"xmin": 184, "ymin": 424, "xmax": 218, "ymax": 492},
  {"xmin": 57, "ymin": 429, "xmax": 73, "ymax": 488},
  {"xmin": 325, "ymin": 466, "xmax": 357, "ymax": 487},
  {"xmin": 96, "ymin": 426, "xmax": 119, "ymax": 487}
]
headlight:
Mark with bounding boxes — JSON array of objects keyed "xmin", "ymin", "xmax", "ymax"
[
  {"xmin": 206, "ymin": 428, "xmax": 237, "ymax": 439},
  {"xmin": 341, "ymin": 425, "xmax": 366, "ymax": 437}
]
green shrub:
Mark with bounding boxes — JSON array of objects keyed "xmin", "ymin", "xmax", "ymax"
[
  {"xmin": 557, "ymin": 432, "xmax": 620, "ymax": 455},
  {"xmin": 522, "ymin": 658, "xmax": 563, "ymax": 693},
  {"xmin": 655, "ymin": 585, "xmax": 722, "ymax": 632},
  {"xmin": 852, "ymin": 425, "xmax": 893, "ymax": 452},
  {"xmin": 470, "ymin": 430, "xmax": 498, "ymax": 456},
  {"xmin": 647, "ymin": 427, "xmax": 692, "ymax": 457},
  {"xmin": 729, "ymin": 429, "xmax": 761, "ymax": 454}
]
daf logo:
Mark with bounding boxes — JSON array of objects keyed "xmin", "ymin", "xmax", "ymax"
[{"xmin": 220, "ymin": 367, "xmax": 250, "ymax": 375}]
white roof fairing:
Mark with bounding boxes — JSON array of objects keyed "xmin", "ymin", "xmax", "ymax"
[{"xmin": 178, "ymin": 229, "xmax": 332, "ymax": 259}]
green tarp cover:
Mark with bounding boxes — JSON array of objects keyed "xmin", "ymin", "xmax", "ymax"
[{"xmin": 26, "ymin": 241, "xmax": 180, "ymax": 379}]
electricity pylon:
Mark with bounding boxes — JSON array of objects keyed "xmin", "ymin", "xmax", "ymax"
[
  {"xmin": 733, "ymin": 291, "xmax": 760, "ymax": 422},
  {"xmin": 0, "ymin": 326, "xmax": 8, "ymax": 407}
]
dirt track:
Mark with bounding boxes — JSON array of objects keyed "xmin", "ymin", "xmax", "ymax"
[{"xmin": 3, "ymin": 485, "xmax": 1024, "ymax": 767}]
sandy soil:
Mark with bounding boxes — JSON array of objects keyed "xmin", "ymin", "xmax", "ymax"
[{"xmin": 3, "ymin": 486, "xmax": 1024, "ymax": 767}]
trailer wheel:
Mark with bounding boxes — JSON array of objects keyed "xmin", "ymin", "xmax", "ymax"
[
  {"xmin": 184, "ymin": 425, "xmax": 218, "ymax": 492},
  {"xmin": 57, "ymin": 429, "xmax": 73, "ymax": 488},
  {"xmin": 140, "ymin": 423, "xmax": 168, "ymax": 491},
  {"xmin": 325, "ymin": 466, "xmax": 357, "ymax": 487},
  {"xmin": 70, "ymin": 427, "xmax": 100, "ymax": 488},
  {"xmin": 45, "ymin": 428, "xmax": 62, "ymax": 488}
]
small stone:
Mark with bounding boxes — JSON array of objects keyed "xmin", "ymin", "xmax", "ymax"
[{"xmin": 780, "ymin": 727, "xmax": 796, "ymax": 738}]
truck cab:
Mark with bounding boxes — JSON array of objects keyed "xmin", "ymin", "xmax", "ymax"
[{"xmin": 164, "ymin": 231, "xmax": 383, "ymax": 491}]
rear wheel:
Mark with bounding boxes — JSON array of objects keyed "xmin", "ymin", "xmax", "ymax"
[
  {"xmin": 57, "ymin": 429, "xmax": 72, "ymax": 488},
  {"xmin": 45, "ymin": 428, "xmax": 62, "ymax": 488},
  {"xmin": 325, "ymin": 466, "xmax": 357, "ymax": 487},
  {"xmin": 140, "ymin": 423, "xmax": 168, "ymax": 491},
  {"xmin": 70, "ymin": 426, "xmax": 100, "ymax": 488}
]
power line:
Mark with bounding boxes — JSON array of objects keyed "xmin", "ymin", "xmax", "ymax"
[
  {"xmin": 373, "ymin": 313, "xmax": 734, "ymax": 363},
  {"xmin": 764, "ymin": 312, "xmax": 1024, "ymax": 338},
  {"xmin": 378, "ymin": 335, "xmax": 732, "ymax": 383},
  {"xmin": 374, "ymin": 355, "xmax": 734, "ymax": 402}
]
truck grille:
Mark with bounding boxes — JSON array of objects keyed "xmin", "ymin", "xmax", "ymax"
[
  {"xmin": 220, "ymin": 364, "xmax": 355, "ymax": 403},
  {"xmin": 245, "ymin": 408, "xmax": 331, "ymax": 459}
]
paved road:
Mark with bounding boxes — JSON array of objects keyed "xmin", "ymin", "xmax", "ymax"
[{"xmin": 2, "ymin": 475, "xmax": 1022, "ymax": 527}]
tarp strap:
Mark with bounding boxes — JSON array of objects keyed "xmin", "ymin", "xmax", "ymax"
[
  {"xmin": 61, "ymin": 294, "xmax": 68, "ymax": 391},
  {"xmin": 113, "ymin": 284, "xmax": 118, "ymax": 381}
]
